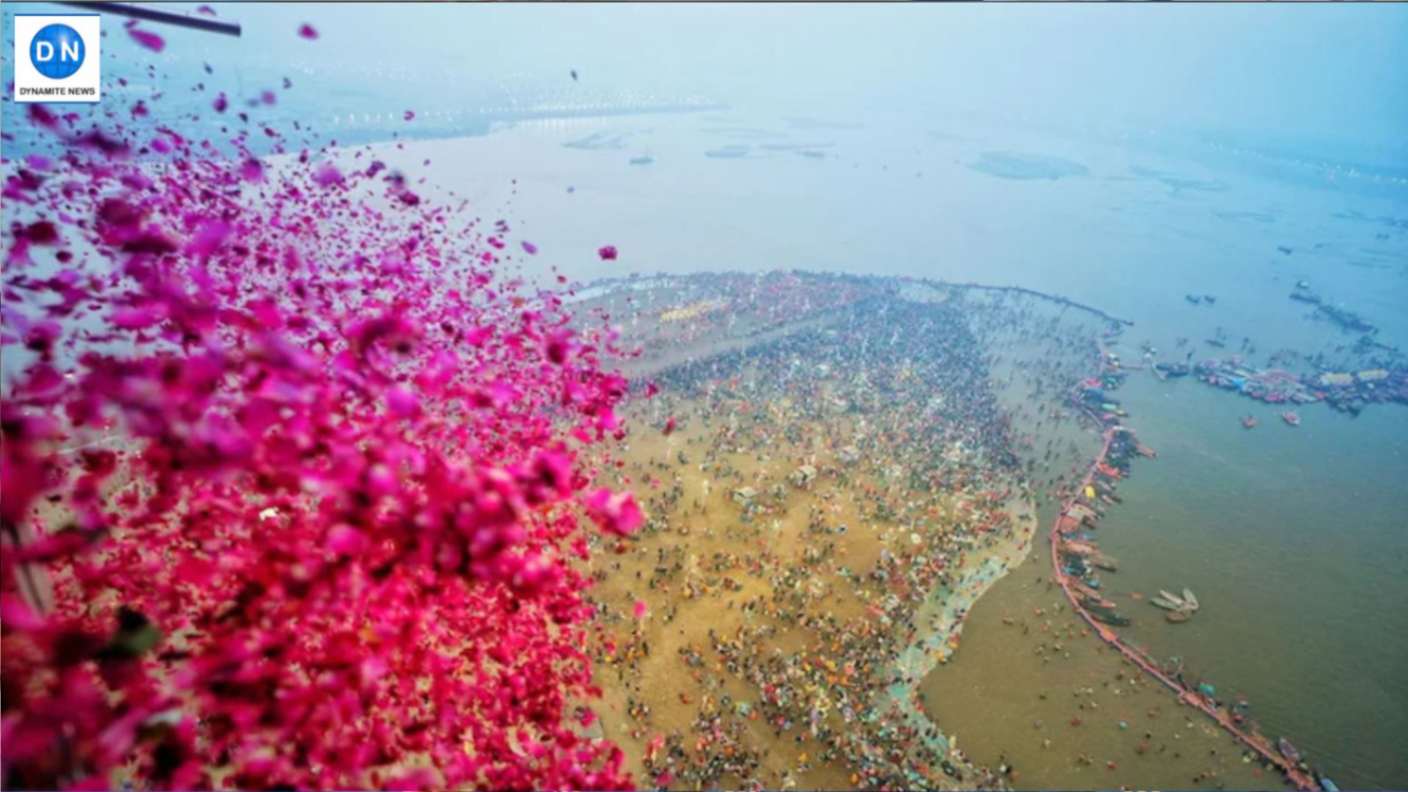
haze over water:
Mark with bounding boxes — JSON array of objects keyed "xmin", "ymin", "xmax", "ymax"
[{"xmin": 5, "ymin": 2, "xmax": 1406, "ymax": 787}]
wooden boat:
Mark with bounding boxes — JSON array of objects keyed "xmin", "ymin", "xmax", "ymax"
[
  {"xmin": 1071, "ymin": 579, "xmax": 1103, "ymax": 601},
  {"xmin": 1061, "ymin": 540, "xmax": 1096, "ymax": 556},
  {"xmin": 1080, "ymin": 592, "xmax": 1118, "ymax": 611},
  {"xmin": 1150, "ymin": 595, "xmax": 1183, "ymax": 611},
  {"xmin": 1088, "ymin": 607, "xmax": 1131, "ymax": 627},
  {"xmin": 1181, "ymin": 588, "xmax": 1199, "ymax": 612},
  {"xmin": 1278, "ymin": 737, "xmax": 1302, "ymax": 763},
  {"xmin": 1090, "ymin": 553, "xmax": 1119, "ymax": 572},
  {"xmin": 1165, "ymin": 610, "xmax": 1192, "ymax": 624},
  {"xmin": 1242, "ymin": 415, "xmax": 1258, "ymax": 429},
  {"xmin": 1158, "ymin": 589, "xmax": 1188, "ymax": 609},
  {"xmin": 1068, "ymin": 503, "xmax": 1099, "ymax": 521},
  {"xmin": 1282, "ymin": 410, "xmax": 1301, "ymax": 427}
]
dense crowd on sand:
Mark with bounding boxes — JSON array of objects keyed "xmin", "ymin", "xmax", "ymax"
[{"xmin": 573, "ymin": 277, "xmax": 1125, "ymax": 791}]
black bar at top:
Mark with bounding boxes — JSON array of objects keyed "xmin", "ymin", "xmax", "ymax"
[{"xmin": 55, "ymin": 2, "xmax": 242, "ymax": 37}]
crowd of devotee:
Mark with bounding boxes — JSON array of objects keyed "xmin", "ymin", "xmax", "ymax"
[{"xmin": 574, "ymin": 274, "xmax": 1119, "ymax": 790}]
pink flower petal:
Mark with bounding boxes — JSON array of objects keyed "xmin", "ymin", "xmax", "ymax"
[{"xmin": 127, "ymin": 27, "xmax": 165, "ymax": 52}]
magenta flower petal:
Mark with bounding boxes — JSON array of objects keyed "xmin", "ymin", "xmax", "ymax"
[{"xmin": 127, "ymin": 27, "xmax": 165, "ymax": 52}]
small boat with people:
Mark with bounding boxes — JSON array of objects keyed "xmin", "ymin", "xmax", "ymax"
[
  {"xmin": 1278, "ymin": 737, "xmax": 1302, "ymax": 764},
  {"xmin": 1165, "ymin": 610, "xmax": 1192, "ymax": 624},
  {"xmin": 1282, "ymin": 410, "xmax": 1301, "ymax": 427},
  {"xmin": 1242, "ymin": 415, "xmax": 1258, "ymax": 429},
  {"xmin": 1153, "ymin": 362, "xmax": 1191, "ymax": 380}
]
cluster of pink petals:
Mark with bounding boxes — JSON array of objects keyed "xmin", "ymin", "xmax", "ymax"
[
  {"xmin": 584, "ymin": 489, "xmax": 644, "ymax": 537},
  {"xmin": 2, "ymin": 53, "xmax": 638, "ymax": 791}
]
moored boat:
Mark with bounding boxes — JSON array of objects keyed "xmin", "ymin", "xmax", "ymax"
[
  {"xmin": 1158, "ymin": 589, "xmax": 1188, "ymax": 609},
  {"xmin": 1080, "ymin": 592, "xmax": 1117, "ymax": 611},
  {"xmin": 1181, "ymin": 588, "xmax": 1199, "ymax": 611},
  {"xmin": 1061, "ymin": 540, "xmax": 1096, "ymax": 556},
  {"xmin": 1088, "ymin": 607, "xmax": 1131, "ymax": 627},
  {"xmin": 1091, "ymin": 553, "xmax": 1119, "ymax": 572},
  {"xmin": 1166, "ymin": 610, "xmax": 1191, "ymax": 624},
  {"xmin": 1070, "ymin": 580, "xmax": 1096, "ymax": 598},
  {"xmin": 1278, "ymin": 737, "xmax": 1301, "ymax": 763},
  {"xmin": 1150, "ymin": 595, "xmax": 1182, "ymax": 611}
]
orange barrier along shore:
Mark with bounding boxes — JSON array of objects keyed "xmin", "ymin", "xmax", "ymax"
[{"xmin": 1049, "ymin": 426, "xmax": 1318, "ymax": 792}]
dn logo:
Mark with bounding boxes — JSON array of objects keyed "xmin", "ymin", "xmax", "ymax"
[{"xmin": 30, "ymin": 23, "xmax": 85, "ymax": 79}]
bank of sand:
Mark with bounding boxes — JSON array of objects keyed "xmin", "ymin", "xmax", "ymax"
[
  {"xmin": 569, "ymin": 281, "xmax": 1040, "ymax": 788},
  {"xmin": 584, "ymin": 405, "xmax": 1042, "ymax": 789}
]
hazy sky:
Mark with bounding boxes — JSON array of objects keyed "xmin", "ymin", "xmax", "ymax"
[
  {"xmin": 229, "ymin": 3, "xmax": 1407, "ymax": 150},
  {"xmin": 7, "ymin": 2, "xmax": 1408, "ymax": 158}
]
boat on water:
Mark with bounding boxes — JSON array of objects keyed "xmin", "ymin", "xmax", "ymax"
[
  {"xmin": 1159, "ymin": 589, "xmax": 1188, "ymax": 608},
  {"xmin": 1088, "ymin": 607, "xmax": 1131, "ymax": 627},
  {"xmin": 1080, "ymin": 592, "xmax": 1118, "ymax": 611},
  {"xmin": 1278, "ymin": 737, "xmax": 1302, "ymax": 763},
  {"xmin": 1090, "ymin": 553, "xmax": 1119, "ymax": 572},
  {"xmin": 1166, "ymin": 610, "xmax": 1192, "ymax": 624},
  {"xmin": 1071, "ymin": 579, "xmax": 1100, "ymax": 598},
  {"xmin": 1150, "ymin": 595, "xmax": 1183, "ymax": 611},
  {"xmin": 1242, "ymin": 415, "xmax": 1258, "ymax": 429},
  {"xmin": 1153, "ymin": 362, "xmax": 1191, "ymax": 379},
  {"xmin": 1282, "ymin": 410, "xmax": 1301, "ymax": 426},
  {"xmin": 1318, "ymin": 775, "xmax": 1340, "ymax": 792},
  {"xmin": 1181, "ymin": 588, "xmax": 1199, "ymax": 611},
  {"xmin": 1061, "ymin": 540, "xmax": 1096, "ymax": 556}
]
